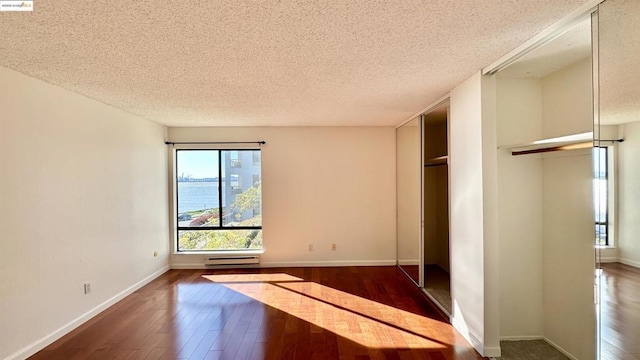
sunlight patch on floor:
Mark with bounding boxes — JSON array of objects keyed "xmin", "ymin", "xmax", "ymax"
[{"xmin": 203, "ymin": 273, "xmax": 467, "ymax": 350}]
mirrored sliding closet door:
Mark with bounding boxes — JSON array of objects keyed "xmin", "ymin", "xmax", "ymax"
[{"xmin": 595, "ymin": 0, "xmax": 640, "ymax": 358}]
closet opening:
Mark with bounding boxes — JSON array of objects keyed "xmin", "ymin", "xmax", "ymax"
[{"xmin": 422, "ymin": 100, "xmax": 451, "ymax": 315}]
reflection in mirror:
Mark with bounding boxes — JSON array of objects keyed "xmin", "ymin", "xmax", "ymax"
[
  {"xmin": 396, "ymin": 117, "xmax": 422, "ymax": 285},
  {"xmin": 596, "ymin": 0, "xmax": 640, "ymax": 358}
]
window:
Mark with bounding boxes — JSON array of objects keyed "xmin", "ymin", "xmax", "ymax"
[
  {"xmin": 175, "ymin": 149, "xmax": 262, "ymax": 251},
  {"xmin": 230, "ymin": 174, "xmax": 243, "ymax": 195},
  {"xmin": 594, "ymin": 146, "xmax": 613, "ymax": 246},
  {"xmin": 230, "ymin": 151, "xmax": 242, "ymax": 168}
]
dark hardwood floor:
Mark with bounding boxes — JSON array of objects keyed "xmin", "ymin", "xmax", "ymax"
[
  {"xmin": 30, "ymin": 266, "xmax": 483, "ymax": 360},
  {"xmin": 600, "ymin": 263, "xmax": 640, "ymax": 360}
]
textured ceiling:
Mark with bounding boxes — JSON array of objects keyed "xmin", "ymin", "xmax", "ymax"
[
  {"xmin": 0, "ymin": 0, "xmax": 592, "ymax": 127},
  {"xmin": 599, "ymin": 0, "xmax": 640, "ymax": 125}
]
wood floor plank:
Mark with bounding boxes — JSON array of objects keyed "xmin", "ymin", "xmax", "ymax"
[
  {"xmin": 29, "ymin": 266, "xmax": 484, "ymax": 360},
  {"xmin": 601, "ymin": 263, "xmax": 640, "ymax": 360}
]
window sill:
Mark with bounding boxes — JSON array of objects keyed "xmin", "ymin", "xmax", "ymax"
[
  {"xmin": 596, "ymin": 245, "xmax": 616, "ymax": 249},
  {"xmin": 174, "ymin": 249, "xmax": 265, "ymax": 256}
]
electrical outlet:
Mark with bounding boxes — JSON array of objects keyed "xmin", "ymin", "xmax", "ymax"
[
  {"xmin": 83, "ymin": 282, "xmax": 92, "ymax": 295},
  {"xmin": 331, "ymin": 244, "xmax": 337, "ymax": 251},
  {"xmin": 308, "ymin": 244, "xmax": 314, "ymax": 251}
]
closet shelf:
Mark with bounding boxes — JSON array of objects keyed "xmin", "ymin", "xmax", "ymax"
[
  {"xmin": 501, "ymin": 132, "xmax": 593, "ymax": 156},
  {"xmin": 425, "ymin": 155, "xmax": 448, "ymax": 167}
]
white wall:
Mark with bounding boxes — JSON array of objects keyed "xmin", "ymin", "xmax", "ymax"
[
  {"xmin": 481, "ymin": 74, "xmax": 501, "ymax": 359},
  {"xmin": 496, "ymin": 78, "xmax": 544, "ymax": 338},
  {"xmin": 541, "ymin": 59, "xmax": 595, "ymax": 360},
  {"xmin": 449, "ymin": 71, "xmax": 500, "ymax": 357},
  {"xmin": 167, "ymin": 126, "xmax": 396, "ymax": 268},
  {"xmin": 617, "ymin": 121, "xmax": 640, "ymax": 267},
  {"xmin": 542, "ymin": 59, "xmax": 593, "ymax": 138},
  {"xmin": 541, "ymin": 151, "xmax": 595, "ymax": 359},
  {"xmin": 0, "ymin": 66, "xmax": 170, "ymax": 360}
]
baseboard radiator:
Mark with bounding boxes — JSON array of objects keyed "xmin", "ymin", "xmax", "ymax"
[{"xmin": 204, "ymin": 255, "xmax": 260, "ymax": 267}]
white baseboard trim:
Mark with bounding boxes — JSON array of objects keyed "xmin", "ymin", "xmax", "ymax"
[
  {"xmin": 451, "ymin": 315, "xmax": 473, "ymax": 350},
  {"xmin": 618, "ymin": 257, "xmax": 640, "ymax": 268},
  {"xmin": 597, "ymin": 257, "xmax": 640, "ymax": 268},
  {"xmin": 172, "ymin": 263, "xmax": 260, "ymax": 270},
  {"xmin": 450, "ymin": 318, "xmax": 498, "ymax": 357},
  {"xmin": 543, "ymin": 337, "xmax": 578, "ymax": 360},
  {"xmin": 446, "ymin": 320, "xmax": 501, "ymax": 357},
  {"xmin": 465, "ymin": 333, "xmax": 501, "ymax": 357},
  {"xmin": 500, "ymin": 335, "xmax": 544, "ymax": 341},
  {"xmin": 173, "ymin": 260, "xmax": 397, "ymax": 269},
  {"xmin": 4, "ymin": 265, "xmax": 170, "ymax": 360},
  {"xmin": 397, "ymin": 259, "xmax": 419, "ymax": 266},
  {"xmin": 260, "ymin": 260, "xmax": 397, "ymax": 268},
  {"xmin": 468, "ymin": 332, "xmax": 483, "ymax": 355},
  {"xmin": 172, "ymin": 263, "xmax": 214, "ymax": 269},
  {"xmin": 482, "ymin": 346, "xmax": 502, "ymax": 357}
]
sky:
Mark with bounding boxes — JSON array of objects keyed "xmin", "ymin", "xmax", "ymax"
[{"xmin": 177, "ymin": 150, "xmax": 219, "ymax": 178}]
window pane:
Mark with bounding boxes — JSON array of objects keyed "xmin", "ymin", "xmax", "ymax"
[
  {"xmin": 595, "ymin": 224, "xmax": 607, "ymax": 246},
  {"xmin": 592, "ymin": 147, "xmax": 608, "ymax": 246},
  {"xmin": 230, "ymin": 151, "xmax": 242, "ymax": 168},
  {"xmin": 178, "ymin": 229, "xmax": 263, "ymax": 251},
  {"xmin": 221, "ymin": 150, "xmax": 262, "ymax": 227},
  {"xmin": 594, "ymin": 178, "xmax": 608, "ymax": 223},
  {"xmin": 176, "ymin": 150, "xmax": 220, "ymax": 227},
  {"xmin": 175, "ymin": 149, "xmax": 262, "ymax": 251}
]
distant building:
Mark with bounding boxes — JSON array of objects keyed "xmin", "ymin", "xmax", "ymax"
[{"xmin": 223, "ymin": 150, "xmax": 261, "ymax": 222}]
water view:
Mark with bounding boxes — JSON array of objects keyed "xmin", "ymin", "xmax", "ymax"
[
  {"xmin": 178, "ymin": 181, "xmax": 219, "ymax": 213},
  {"xmin": 175, "ymin": 149, "xmax": 263, "ymax": 251}
]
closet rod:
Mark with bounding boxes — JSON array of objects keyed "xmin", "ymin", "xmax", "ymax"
[
  {"xmin": 511, "ymin": 138, "xmax": 624, "ymax": 156},
  {"xmin": 596, "ymin": 138, "xmax": 624, "ymax": 144},
  {"xmin": 512, "ymin": 142, "xmax": 591, "ymax": 156},
  {"xmin": 424, "ymin": 155, "xmax": 448, "ymax": 166}
]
